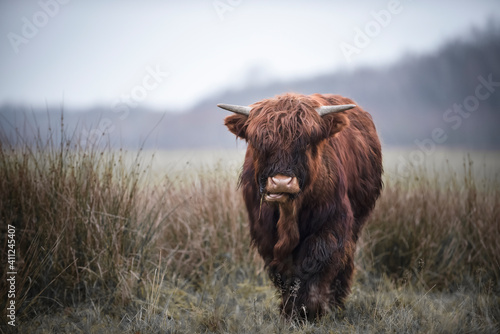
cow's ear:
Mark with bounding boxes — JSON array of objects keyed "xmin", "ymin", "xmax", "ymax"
[
  {"xmin": 321, "ymin": 112, "xmax": 350, "ymax": 138},
  {"xmin": 224, "ymin": 114, "xmax": 248, "ymax": 139}
]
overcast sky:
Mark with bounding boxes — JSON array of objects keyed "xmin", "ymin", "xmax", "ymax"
[{"xmin": 1, "ymin": 0, "xmax": 499, "ymax": 112}]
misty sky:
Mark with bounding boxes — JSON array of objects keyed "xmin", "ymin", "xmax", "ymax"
[{"xmin": 1, "ymin": 0, "xmax": 499, "ymax": 112}]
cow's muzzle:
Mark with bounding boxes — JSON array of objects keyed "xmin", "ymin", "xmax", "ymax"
[{"xmin": 264, "ymin": 174, "xmax": 300, "ymax": 203}]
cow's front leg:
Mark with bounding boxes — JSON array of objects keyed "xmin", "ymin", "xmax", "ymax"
[{"xmin": 285, "ymin": 231, "xmax": 354, "ymax": 320}]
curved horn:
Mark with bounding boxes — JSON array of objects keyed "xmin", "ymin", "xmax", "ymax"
[
  {"xmin": 217, "ymin": 104, "xmax": 251, "ymax": 116},
  {"xmin": 316, "ymin": 104, "xmax": 356, "ymax": 116}
]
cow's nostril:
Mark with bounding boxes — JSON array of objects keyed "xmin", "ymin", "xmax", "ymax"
[
  {"xmin": 267, "ymin": 175, "xmax": 300, "ymax": 198},
  {"xmin": 272, "ymin": 175, "xmax": 292, "ymax": 185}
]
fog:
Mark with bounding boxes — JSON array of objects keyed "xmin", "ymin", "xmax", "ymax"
[{"xmin": 1, "ymin": 0, "xmax": 499, "ymax": 111}]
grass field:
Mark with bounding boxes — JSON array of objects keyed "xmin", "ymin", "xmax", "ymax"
[{"xmin": 1, "ymin": 124, "xmax": 499, "ymax": 333}]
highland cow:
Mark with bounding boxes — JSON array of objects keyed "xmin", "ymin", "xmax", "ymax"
[{"xmin": 218, "ymin": 93, "xmax": 383, "ymax": 320}]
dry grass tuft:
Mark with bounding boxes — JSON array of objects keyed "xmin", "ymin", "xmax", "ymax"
[{"xmin": 363, "ymin": 158, "xmax": 500, "ymax": 292}]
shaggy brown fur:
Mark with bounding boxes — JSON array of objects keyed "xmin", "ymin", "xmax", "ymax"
[{"xmin": 223, "ymin": 93, "xmax": 383, "ymax": 320}]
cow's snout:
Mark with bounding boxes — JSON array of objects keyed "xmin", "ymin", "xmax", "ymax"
[{"xmin": 265, "ymin": 174, "xmax": 300, "ymax": 202}]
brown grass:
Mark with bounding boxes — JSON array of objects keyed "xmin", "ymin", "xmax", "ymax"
[
  {"xmin": 0, "ymin": 119, "xmax": 499, "ymax": 333},
  {"xmin": 362, "ymin": 158, "xmax": 500, "ymax": 292}
]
